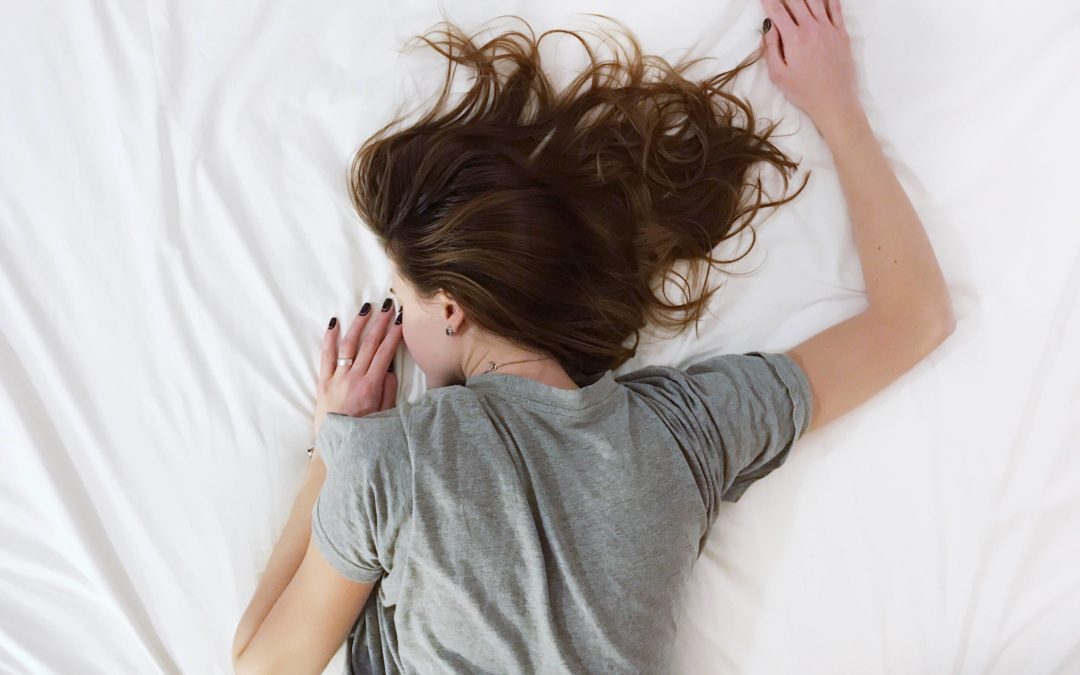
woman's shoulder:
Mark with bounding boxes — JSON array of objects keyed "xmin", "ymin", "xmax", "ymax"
[
  {"xmin": 316, "ymin": 407, "xmax": 411, "ymax": 470},
  {"xmin": 317, "ymin": 385, "xmax": 477, "ymax": 459},
  {"xmin": 401, "ymin": 382, "xmax": 490, "ymax": 417}
]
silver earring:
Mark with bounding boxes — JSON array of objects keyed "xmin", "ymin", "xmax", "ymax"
[{"xmin": 445, "ymin": 326, "xmax": 455, "ymax": 336}]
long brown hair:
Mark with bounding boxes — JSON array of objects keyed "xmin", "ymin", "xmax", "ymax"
[{"xmin": 347, "ymin": 13, "xmax": 809, "ymax": 385}]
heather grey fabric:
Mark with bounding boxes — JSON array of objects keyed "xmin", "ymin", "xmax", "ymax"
[{"xmin": 311, "ymin": 350, "xmax": 813, "ymax": 674}]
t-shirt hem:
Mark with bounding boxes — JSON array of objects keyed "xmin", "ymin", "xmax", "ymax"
[
  {"xmin": 747, "ymin": 350, "xmax": 813, "ymax": 441},
  {"xmin": 719, "ymin": 351, "xmax": 812, "ymax": 503},
  {"xmin": 311, "ymin": 497, "xmax": 385, "ymax": 583}
]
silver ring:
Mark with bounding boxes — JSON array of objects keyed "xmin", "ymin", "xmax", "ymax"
[{"xmin": 337, "ymin": 357, "xmax": 354, "ymax": 367}]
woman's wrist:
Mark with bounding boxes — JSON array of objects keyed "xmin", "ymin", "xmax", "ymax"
[{"xmin": 814, "ymin": 102, "xmax": 871, "ymax": 147}]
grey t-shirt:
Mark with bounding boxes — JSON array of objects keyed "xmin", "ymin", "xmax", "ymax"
[{"xmin": 311, "ymin": 350, "xmax": 813, "ymax": 674}]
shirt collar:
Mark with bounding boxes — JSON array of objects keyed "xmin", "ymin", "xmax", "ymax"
[{"xmin": 464, "ymin": 368, "xmax": 619, "ymax": 412}]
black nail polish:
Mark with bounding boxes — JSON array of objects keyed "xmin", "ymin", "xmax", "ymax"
[
  {"xmin": 381, "ymin": 298, "xmax": 393, "ymax": 312},
  {"xmin": 762, "ymin": 17, "xmax": 771, "ymax": 33},
  {"xmin": 394, "ymin": 308, "xmax": 403, "ymax": 325},
  {"xmin": 328, "ymin": 317, "xmax": 337, "ymax": 329},
  {"xmin": 359, "ymin": 302, "xmax": 371, "ymax": 316}
]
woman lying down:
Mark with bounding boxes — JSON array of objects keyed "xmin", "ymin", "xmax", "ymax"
[{"xmin": 233, "ymin": 2, "xmax": 955, "ymax": 673}]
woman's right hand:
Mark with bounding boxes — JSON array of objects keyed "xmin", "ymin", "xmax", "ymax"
[{"xmin": 760, "ymin": 0, "xmax": 861, "ymax": 134}]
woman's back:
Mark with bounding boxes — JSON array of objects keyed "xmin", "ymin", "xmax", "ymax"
[{"xmin": 311, "ymin": 350, "xmax": 813, "ymax": 673}]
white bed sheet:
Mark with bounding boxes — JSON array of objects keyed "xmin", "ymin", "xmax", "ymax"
[{"xmin": 1, "ymin": 1, "xmax": 1078, "ymax": 673}]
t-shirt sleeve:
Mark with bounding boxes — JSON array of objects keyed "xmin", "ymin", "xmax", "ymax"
[
  {"xmin": 623, "ymin": 350, "xmax": 814, "ymax": 521},
  {"xmin": 310, "ymin": 410, "xmax": 413, "ymax": 583}
]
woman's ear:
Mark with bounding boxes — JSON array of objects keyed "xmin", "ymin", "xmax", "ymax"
[{"xmin": 437, "ymin": 290, "xmax": 466, "ymax": 333}]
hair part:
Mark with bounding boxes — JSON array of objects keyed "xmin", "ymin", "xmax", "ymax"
[{"xmin": 347, "ymin": 13, "xmax": 809, "ymax": 384}]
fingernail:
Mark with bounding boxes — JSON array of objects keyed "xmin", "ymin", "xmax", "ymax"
[
  {"xmin": 381, "ymin": 297, "xmax": 393, "ymax": 312},
  {"xmin": 359, "ymin": 302, "xmax": 371, "ymax": 316},
  {"xmin": 394, "ymin": 308, "xmax": 403, "ymax": 325},
  {"xmin": 762, "ymin": 17, "xmax": 771, "ymax": 33},
  {"xmin": 328, "ymin": 317, "xmax": 337, "ymax": 329}
]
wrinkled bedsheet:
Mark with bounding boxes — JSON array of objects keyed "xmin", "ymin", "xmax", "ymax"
[{"xmin": 1, "ymin": 1, "xmax": 1077, "ymax": 673}]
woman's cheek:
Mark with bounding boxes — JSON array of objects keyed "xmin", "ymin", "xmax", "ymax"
[
  {"xmin": 399, "ymin": 318, "xmax": 424, "ymax": 363},
  {"xmin": 401, "ymin": 319, "xmax": 440, "ymax": 376},
  {"xmin": 400, "ymin": 319, "xmax": 413, "ymax": 352}
]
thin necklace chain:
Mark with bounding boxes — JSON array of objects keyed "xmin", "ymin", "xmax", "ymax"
[{"xmin": 483, "ymin": 356, "xmax": 553, "ymax": 374}]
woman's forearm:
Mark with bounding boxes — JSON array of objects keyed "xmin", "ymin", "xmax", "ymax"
[
  {"xmin": 816, "ymin": 105, "xmax": 954, "ymax": 324},
  {"xmin": 233, "ymin": 452, "xmax": 326, "ymax": 661}
]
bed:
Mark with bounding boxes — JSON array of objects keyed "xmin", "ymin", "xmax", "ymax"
[{"xmin": 1, "ymin": 0, "xmax": 1077, "ymax": 673}]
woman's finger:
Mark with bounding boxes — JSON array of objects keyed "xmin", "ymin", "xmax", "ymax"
[
  {"xmin": 827, "ymin": 0, "xmax": 845, "ymax": 29},
  {"xmin": 364, "ymin": 307, "xmax": 403, "ymax": 379},
  {"xmin": 763, "ymin": 19, "xmax": 787, "ymax": 68},
  {"xmin": 319, "ymin": 316, "xmax": 339, "ymax": 385},
  {"xmin": 380, "ymin": 371, "xmax": 398, "ymax": 411},
  {"xmin": 335, "ymin": 301, "xmax": 373, "ymax": 376},
  {"xmin": 804, "ymin": 0, "xmax": 827, "ymax": 22},
  {"xmin": 761, "ymin": 0, "xmax": 798, "ymax": 33},
  {"xmin": 782, "ymin": 0, "xmax": 811, "ymax": 25},
  {"xmin": 349, "ymin": 297, "xmax": 396, "ymax": 377}
]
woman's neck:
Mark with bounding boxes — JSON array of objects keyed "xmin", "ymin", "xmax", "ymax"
[{"xmin": 466, "ymin": 354, "xmax": 579, "ymax": 390}]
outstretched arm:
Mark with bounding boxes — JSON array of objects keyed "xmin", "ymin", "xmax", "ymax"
[{"xmin": 760, "ymin": 0, "xmax": 955, "ymax": 432}]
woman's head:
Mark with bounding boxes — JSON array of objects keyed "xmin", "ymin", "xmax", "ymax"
[
  {"xmin": 351, "ymin": 14, "xmax": 808, "ymax": 388},
  {"xmin": 387, "ymin": 252, "xmax": 577, "ymax": 390},
  {"xmin": 386, "ymin": 262, "xmax": 479, "ymax": 388}
]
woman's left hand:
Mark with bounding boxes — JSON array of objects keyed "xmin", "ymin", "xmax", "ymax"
[{"xmin": 314, "ymin": 301, "xmax": 403, "ymax": 439}]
